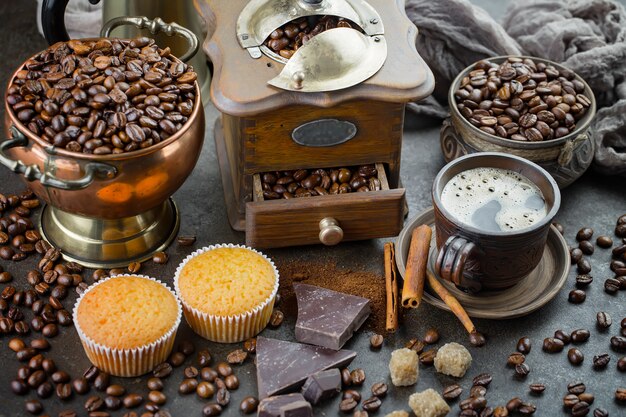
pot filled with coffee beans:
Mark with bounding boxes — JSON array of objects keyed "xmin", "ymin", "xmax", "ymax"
[
  {"xmin": 442, "ymin": 56, "xmax": 596, "ymax": 188},
  {"xmin": 196, "ymin": 0, "xmax": 434, "ymax": 248},
  {"xmin": 2, "ymin": 31, "xmax": 205, "ymax": 267}
]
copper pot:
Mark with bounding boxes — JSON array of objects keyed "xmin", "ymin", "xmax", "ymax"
[{"xmin": 2, "ymin": 44, "xmax": 205, "ymax": 220}]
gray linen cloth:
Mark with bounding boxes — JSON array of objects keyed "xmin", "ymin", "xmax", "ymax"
[{"xmin": 405, "ymin": 0, "xmax": 626, "ymax": 175}]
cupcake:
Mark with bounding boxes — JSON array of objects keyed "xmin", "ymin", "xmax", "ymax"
[
  {"xmin": 73, "ymin": 275, "xmax": 181, "ymax": 377},
  {"xmin": 174, "ymin": 244, "xmax": 279, "ymax": 343}
]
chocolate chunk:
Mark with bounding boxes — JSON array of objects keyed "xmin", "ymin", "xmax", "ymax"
[
  {"xmin": 256, "ymin": 337, "xmax": 356, "ymax": 399},
  {"xmin": 301, "ymin": 369, "xmax": 341, "ymax": 405},
  {"xmin": 258, "ymin": 393, "xmax": 312, "ymax": 417},
  {"xmin": 294, "ymin": 283, "xmax": 370, "ymax": 350}
]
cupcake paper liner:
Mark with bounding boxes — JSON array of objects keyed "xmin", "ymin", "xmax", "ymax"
[
  {"xmin": 73, "ymin": 274, "xmax": 182, "ymax": 377},
  {"xmin": 174, "ymin": 244, "xmax": 279, "ymax": 343}
]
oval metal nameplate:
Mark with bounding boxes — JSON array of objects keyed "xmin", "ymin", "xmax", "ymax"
[{"xmin": 291, "ymin": 119, "xmax": 357, "ymax": 147}]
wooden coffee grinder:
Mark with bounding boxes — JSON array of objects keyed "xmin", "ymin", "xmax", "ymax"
[{"xmin": 196, "ymin": 0, "xmax": 434, "ymax": 248}]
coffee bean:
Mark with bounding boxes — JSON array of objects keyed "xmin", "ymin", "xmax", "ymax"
[
  {"xmin": 216, "ymin": 387, "xmax": 230, "ymax": 406},
  {"xmin": 224, "ymin": 374, "xmax": 239, "ymax": 390},
  {"xmin": 28, "ymin": 370, "xmax": 46, "ymax": 387},
  {"xmin": 42, "ymin": 358, "xmax": 56, "ymax": 373},
  {"xmin": 216, "ymin": 362, "xmax": 232, "ymax": 377},
  {"xmin": 420, "ymin": 348, "xmax": 437, "ymax": 365},
  {"xmin": 37, "ymin": 381, "xmax": 53, "ymax": 398},
  {"xmin": 362, "ymin": 396, "xmax": 382, "ymax": 412},
  {"xmin": 579, "ymin": 240, "xmax": 594, "ymax": 255},
  {"xmin": 9, "ymin": 337, "xmax": 25, "ymax": 352},
  {"xmin": 424, "ymin": 328, "xmax": 440, "ymax": 344},
  {"xmin": 341, "ymin": 368, "xmax": 353, "ymax": 386},
  {"xmin": 515, "ymin": 363, "xmax": 530, "ymax": 377},
  {"xmin": 507, "ymin": 352, "xmax": 526, "ymax": 367},
  {"xmin": 568, "ymin": 289, "xmax": 586, "ymax": 303},
  {"xmin": 572, "ymin": 401, "xmax": 590, "ymax": 417},
  {"xmin": 11, "ymin": 379, "xmax": 29, "ymax": 395},
  {"xmin": 152, "ymin": 251, "xmax": 168, "ymax": 264},
  {"xmin": 577, "ymin": 259, "xmax": 592, "ymax": 274},
  {"xmin": 595, "ymin": 312, "xmax": 612, "ymax": 329},
  {"xmin": 201, "ymin": 367, "xmax": 218, "ymax": 382},
  {"xmin": 168, "ymin": 351, "xmax": 185, "ymax": 367},
  {"xmin": 568, "ymin": 381, "xmax": 586, "ymax": 394},
  {"xmin": 579, "ymin": 392, "xmax": 594, "ymax": 405},
  {"xmin": 227, "ymin": 349, "xmax": 247, "ymax": 365},
  {"xmin": 197, "ymin": 381, "xmax": 215, "ymax": 399},
  {"xmin": 611, "ymin": 336, "xmax": 626, "ymax": 351},
  {"xmin": 104, "ymin": 395, "xmax": 122, "ymax": 410},
  {"xmin": 493, "ymin": 406, "xmax": 508, "ymax": 417},
  {"xmin": 370, "ymin": 334, "xmax": 383, "ymax": 349},
  {"xmin": 269, "ymin": 310, "xmax": 284, "ymax": 327},
  {"xmin": 343, "ymin": 389, "xmax": 361, "ymax": 403},
  {"xmin": 605, "ymin": 277, "xmax": 621, "ymax": 294},
  {"xmin": 543, "ymin": 337, "xmax": 564, "ymax": 353},
  {"xmin": 568, "ymin": 348, "xmax": 584, "ymax": 365},
  {"xmin": 470, "ymin": 385, "xmax": 487, "ymax": 398},
  {"xmin": 405, "ymin": 338, "xmax": 425, "ymax": 353},
  {"xmin": 198, "ymin": 349, "xmax": 212, "ymax": 367},
  {"xmin": 177, "ymin": 235, "xmax": 196, "ymax": 246},
  {"xmin": 350, "ymin": 369, "xmax": 366, "ymax": 386},
  {"xmin": 178, "ymin": 378, "xmax": 198, "ymax": 395},
  {"xmin": 617, "ymin": 356, "xmax": 626, "ymax": 372},
  {"xmin": 177, "ymin": 339, "xmax": 195, "ymax": 356},
  {"xmin": 564, "ymin": 393, "xmax": 580, "ymax": 408},
  {"xmin": 52, "ymin": 370, "xmax": 70, "ymax": 383},
  {"xmin": 554, "ymin": 329, "xmax": 571, "ymax": 344},
  {"xmin": 370, "ymin": 381, "xmax": 388, "ymax": 397},
  {"xmin": 25, "ymin": 399, "xmax": 43, "ymax": 415},
  {"xmin": 577, "ymin": 228, "xmax": 593, "ymax": 241},
  {"xmin": 56, "ymin": 382, "xmax": 73, "ymax": 400},
  {"xmin": 73, "ymin": 377, "xmax": 89, "ymax": 394},
  {"xmin": 127, "ymin": 261, "xmax": 141, "ymax": 273},
  {"xmin": 83, "ymin": 365, "xmax": 99, "ymax": 381},
  {"xmin": 106, "ymin": 384, "xmax": 125, "ymax": 397},
  {"xmin": 596, "ymin": 236, "xmax": 613, "ymax": 248},
  {"xmin": 575, "ymin": 274, "xmax": 593, "ymax": 288},
  {"xmin": 202, "ymin": 403, "xmax": 223, "ymax": 416},
  {"xmin": 571, "ymin": 329, "xmax": 590, "ymax": 343},
  {"xmin": 593, "ymin": 408, "xmax": 609, "ymax": 417},
  {"xmin": 529, "ymin": 383, "xmax": 545, "ymax": 394},
  {"xmin": 153, "ymin": 362, "xmax": 172, "ymax": 378},
  {"xmin": 148, "ymin": 390, "xmax": 166, "ymax": 405},
  {"xmin": 93, "ymin": 372, "xmax": 110, "ymax": 391},
  {"xmin": 506, "ymin": 397, "xmax": 522, "ymax": 412},
  {"xmin": 442, "ymin": 383, "xmax": 463, "ymax": 400},
  {"xmin": 617, "ymin": 388, "xmax": 626, "ymax": 401},
  {"xmin": 240, "ymin": 396, "xmax": 259, "ymax": 414},
  {"xmin": 472, "ymin": 372, "xmax": 493, "ymax": 387},
  {"xmin": 122, "ymin": 393, "xmax": 143, "ymax": 408},
  {"xmin": 340, "ymin": 397, "xmax": 358, "ymax": 412},
  {"xmin": 517, "ymin": 337, "xmax": 532, "ymax": 354}
]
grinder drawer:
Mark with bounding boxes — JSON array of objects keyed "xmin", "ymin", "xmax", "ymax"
[{"xmin": 245, "ymin": 163, "xmax": 405, "ymax": 248}]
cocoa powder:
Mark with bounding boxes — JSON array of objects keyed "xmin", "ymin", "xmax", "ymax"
[{"xmin": 276, "ymin": 261, "xmax": 387, "ymax": 335}]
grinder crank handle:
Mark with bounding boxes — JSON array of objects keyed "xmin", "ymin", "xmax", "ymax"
[{"xmin": 0, "ymin": 126, "xmax": 116, "ymax": 191}]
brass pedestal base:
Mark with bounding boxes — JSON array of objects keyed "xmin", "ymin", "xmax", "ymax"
[{"xmin": 39, "ymin": 199, "xmax": 180, "ymax": 269}]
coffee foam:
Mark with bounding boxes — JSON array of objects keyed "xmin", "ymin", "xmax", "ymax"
[{"xmin": 440, "ymin": 167, "xmax": 547, "ymax": 232}]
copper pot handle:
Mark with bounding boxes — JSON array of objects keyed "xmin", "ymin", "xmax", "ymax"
[
  {"xmin": 101, "ymin": 16, "xmax": 199, "ymax": 63},
  {"xmin": 0, "ymin": 126, "xmax": 116, "ymax": 191},
  {"xmin": 434, "ymin": 235, "xmax": 481, "ymax": 292}
]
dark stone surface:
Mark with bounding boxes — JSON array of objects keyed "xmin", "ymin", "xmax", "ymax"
[{"xmin": 0, "ymin": 1, "xmax": 625, "ymax": 416}]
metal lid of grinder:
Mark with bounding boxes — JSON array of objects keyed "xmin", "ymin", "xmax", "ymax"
[{"xmin": 236, "ymin": 0, "xmax": 386, "ymax": 92}]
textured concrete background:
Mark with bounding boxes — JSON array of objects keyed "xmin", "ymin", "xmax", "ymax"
[{"xmin": 0, "ymin": 1, "xmax": 625, "ymax": 416}]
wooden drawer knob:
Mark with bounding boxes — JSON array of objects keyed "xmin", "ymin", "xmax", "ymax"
[{"xmin": 319, "ymin": 217, "xmax": 343, "ymax": 246}]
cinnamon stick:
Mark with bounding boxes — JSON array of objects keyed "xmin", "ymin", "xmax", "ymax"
[
  {"xmin": 426, "ymin": 270, "xmax": 477, "ymax": 335},
  {"xmin": 384, "ymin": 242, "xmax": 399, "ymax": 332},
  {"xmin": 401, "ymin": 225, "xmax": 432, "ymax": 308}
]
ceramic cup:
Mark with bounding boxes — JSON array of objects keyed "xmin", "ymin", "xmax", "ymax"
[{"xmin": 432, "ymin": 152, "xmax": 561, "ymax": 292}]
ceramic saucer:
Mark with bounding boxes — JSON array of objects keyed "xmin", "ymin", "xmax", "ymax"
[{"xmin": 395, "ymin": 207, "xmax": 570, "ymax": 319}]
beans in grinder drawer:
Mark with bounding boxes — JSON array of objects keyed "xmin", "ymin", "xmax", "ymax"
[
  {"xmin": 6, "ymin": 37, "xmax": 197, "ymax": 154},
  {"xmin": 454, "ymin": 57, "xmax": 592, "ymax": 141},
  {"xmin": 259, "ymin": 165, "xmax": 382, "ymax": 200}
]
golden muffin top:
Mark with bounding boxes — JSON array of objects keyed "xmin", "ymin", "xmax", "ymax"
[
  {"xmin": 177, "ymin": 247, "xmax": 277, "ymax": 316},
  {"xmin": 76, "ymin": 276, "xmax": 179, "ymax": 349}
]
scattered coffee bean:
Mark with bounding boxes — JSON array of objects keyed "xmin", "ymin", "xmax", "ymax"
[
  {"xmin": 605, "ymin": 277, "xmax": 621, "ymax": 294},
  {"xmin": 593, "ymin": 408, "xmax": 609, "ymax": 417},
  {"xmin": 424, "ymin": 328, "xmax": 440, "ymax": 344},
  {"xmin": 577, "ymin": 228, "xmax": 594, "ymax": 241},
  {"xmin": 419, "ymin": 349, "xmax": 437, "ymax": 365},
  {"xmin": 575, "ymin": 274, "xmax": 593, "ymax": 288},
  {"xmin": 56, "ymin": 382, "xmax": 73, "ymax": 400},
  {"xmin": 506, "ymin": 397, "xmax": 522, "ymax": 412},
  {"xmin": 554, "ymin": 329, "xmax": 571, "ymax": 344},
  {"xmin": 152, "ymin": 251, "xmax": 168, "ymax": 264},
  {"xmin": 340, "ymin": 397, "xmax": 358, "ymax": 413},
  {"xmin": 243, "ymin": 338, "xmax": 257, "ymax": 354},
  {"xmin": 36, "ymin": 381, "xmax": 53, "ymax": 398},
  {"xmin": 93, "ymin": 372, "xmax": 110, "ymax": 391},
  {"xmin": 517, "ymin": 337, "xmax": 532, "ymax": 354},
  {"xmin": 515, "ymin": 363, "xmax": 530, "ymax": 377},
  {"xmin": 197, "ymin": 381, "xmax": 215, "ymax": 399},
  {"xmin": 127, "ymin": 262, "xmax": 141, "ymax": 273},
  {"xmin": 52, "ymin": 370, "xmax": 71, "ymax": 383},
  {"xmin": 224, "ymin": 374, "xmax": 239, "ymax": 390},
  {"xmin": 198, "ymin": 349, "xmax": 212, "ymax": 367},
  {"xmin": 564, "ymin": 394, "xmax": 580, "ymax": 408},
  {"xmin": 568, "ymin": 348, "xmax": 584, "ymax": 365},
  {"xmin": 9, "ymin": 337, "xmax": 25, "ymax": 352},
  {"xmin": 579, "ymin": 240, "xmax": 594, "ymax": 255},
  {"xmin": 616, "ymin": 387, "xmax": 626, "ymax": 401},
  {"xmin": 570, "ymin": 248, "xmax": 583, "ymax": 264},
  {"xmin": 617, "ymin": 356, "xmax": 626, "ymax": 372},
  {"xmin": 370, "ymin": 381, "xmax": 388, "ymax": 397},
  {"xmin": 240, "ymin": 396, "xmax": 259, "ymax": 414},
  {"xmin": 153, "ymin": 362, "xmax": 172, "ymax": 379},
  {"xmin": 507, "ymin": 352, "xmax": 526, "ymax": 367},
  {"xmin": 597, "ymin": 236, "xmax": 613, "ymax": 248},
  {"xmin": 568, "ymin": 382, "xmax": 586, "ymax": 395},
  {"xmin": 543, "ymin": 337, "xmax": 565, "ymax": 353},
  {"xmin": 202, "ymin": 403, "xmax": 223, "ymax": 416},
  {"xmin": 227, "ymin": 349, "xmax": 247, "ymax": 365},
  {"xmin": 216, "ymin": 362, "xmax": 232, "ymax": 377},
  {"xmin": 11, "ymin": 379, "xmax": 29, "ymax": 395},
  {"xmin": 168, "ymin": 351, "xmax": 185, "ymax": 367},
  {"xmin": 596, "ymin": 312, "xmax": 612, "ymax": 329},
  {"xmin": 469, "ymin": 331, "xmax": 486, "ymax": 347},
  {"xmin": 361, "ymin": 396, "xmax": 382, "ymax": 412},
  {"xmin": 470, "ymin": 385, "xmax": 487, "ymax": 398},
  {"xmin": 350, "ymin": 369, "xmax": 366, "ymax": 386},
  {"xmin": 216, "ymin": 387, "xmax": 230, "ymax": 406},
  {"xmin": 106, "ymin": 385, "xmax": 125, "ymax": 397},
  {"xmin": 201, "ymin": 367, "xmax": 218, "ymax": 382},
  {"xmin": 577, "ymin": 259, "xmax": 592, "ymax": 274},
  {"xmin": 370, "ymin": 334, "xmax": 383, "ymax": 349},
  {"xmin": 104, "ymin": 395, "xmax": 122, "ymax": 410},
  {"xmin": 178, "ymin": 339, "xmax": 195, "ymax": 356},
  {"xmin": 147, "ymin": 377, "xmax": 163, "ymax": 391},
  {"xmin": 183, "ymin": 366, "xmax": 198, "ymax": 379},
  {"xmin": 148, "ymin": 390, "xmax": 167, "ymax": 405},
  {"xmin": 25, "ymin": 399, "xmax": 43, "ymax": 415},
  {"xmin": 73, "ymin": 377, "xmax": 89, "ymax": 395},
  {"xmin": 579, "ymin": 393, "xmax": 595, "ymax": 405},
  {"xmin": 529, "ymin": 383, "xmax": 545, "ymax": 394},
  {"xmin": 269, "ymin": 310, "xmax": 284, "ymax": 327},
  {"xmin": 493, "ymin": 406, "xmax": 508, "ymax": 417},
  {"xmin": 473, "ymin": 373, "xmax": 493, "ymax": 387},
  {"xmin": 568, "ymin": 289, "xmax": 586, "ymax": 304},
  {"xmin": 178, "ymin": 378, "xmax": 198, "ymax": 395},
  {"xmin": 611, "ymin": 336, "xmax": 626, "ymax": 351},
  {"xmin": 442, "ymin": 384, "xmax": 463, "ymax": 401},
  {"xmin": 83, "ymin": 365, "xmax": 99, "ymax": 381},
  {"xmin": 571, "ymin": 329, "xmax": 590, "ymax": 343},
  {"xmin": 405, "ymin": 338, "xmax": 425, "ymax": 353},
  {"xmin": 122, "ymin": 393, "xmax": 143, "ymax": 408}
]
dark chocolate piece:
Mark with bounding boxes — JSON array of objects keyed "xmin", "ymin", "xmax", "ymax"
[
  {"xmin": 256, "ymin": 337, "xmax": 356, "ymax": 399},
  {"xmin": 258, "ymin": 394, "xmax": 312, "ymax": 417},
  {"xmin": 294, "ymin": 283, "xmax": 371, "ymax": 350},
  {"xmin": 301, "ymin": 369, "xmax": 341, "ymax": 405}
]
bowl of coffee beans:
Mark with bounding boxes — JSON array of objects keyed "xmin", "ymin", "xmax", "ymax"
[
  {"xmin": 2, "ymin": 37, "xmax": 204, "ymax": 219},
  {"xmin": 441, "ymin": 56, "xmax": 596, "ymax": 188}
]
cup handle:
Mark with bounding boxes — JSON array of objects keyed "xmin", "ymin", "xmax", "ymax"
[
  {"xmin": 434, "ymin": 235, "xmax": 481, "ymax": 291},
  {"xmin": 0, "ymin": 126, "xmax": 117, "ymax": 191},
  {"xmin": 100, "ymin": 16, "xmax": 199, "ymax": 63}
]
